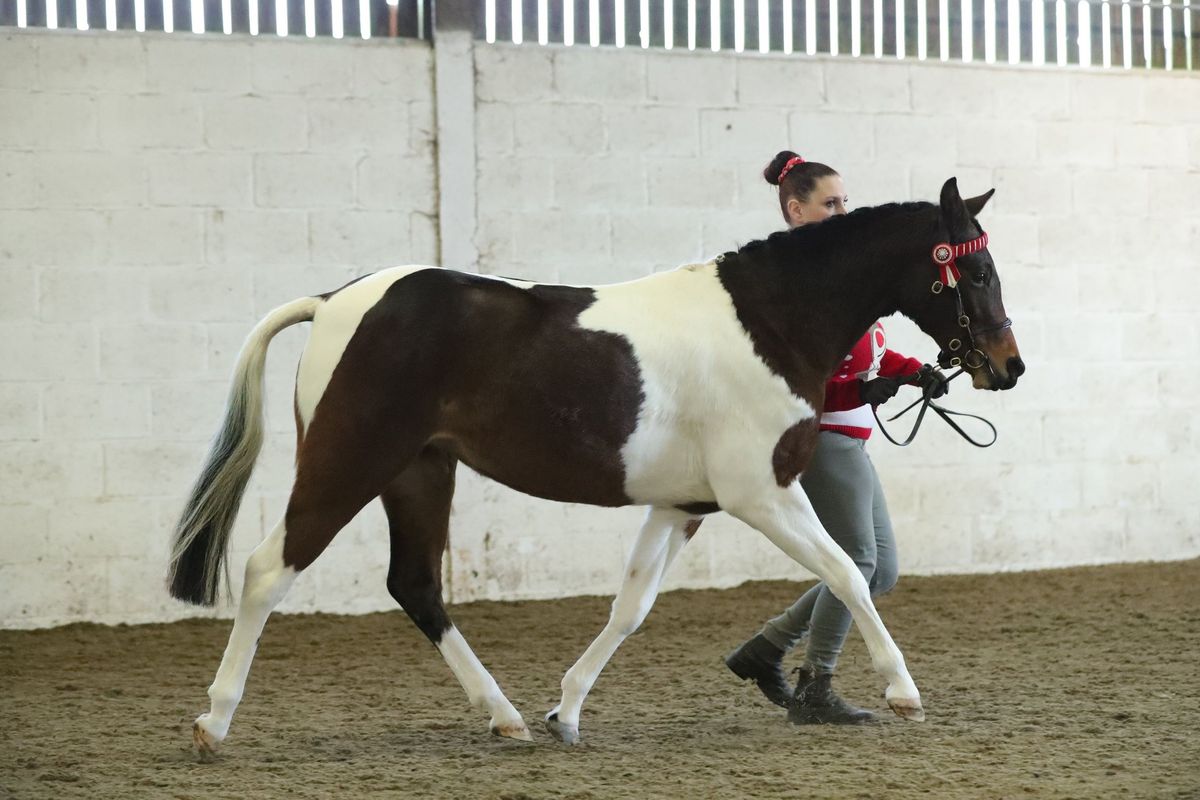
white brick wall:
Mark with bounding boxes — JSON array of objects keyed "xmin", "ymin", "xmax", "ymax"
[
  {"xmin": 2, "ymin": 30, "xmax": 1198, "ymax": 629},
  {"xmin": 1, "ymin": 30, "xmax": 436, "ymax": 628},
  {"xmin": 470, "ymin": 44, "xmax": 1200, "ymax": 602}
]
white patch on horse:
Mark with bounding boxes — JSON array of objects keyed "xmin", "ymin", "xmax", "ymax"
[{"xmin": 578, "ymin": 261, "xmax": 817, "ymax": 507}]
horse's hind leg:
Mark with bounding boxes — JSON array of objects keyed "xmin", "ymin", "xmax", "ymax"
[
  {"xmin": 380, "ymin": 446, "xmax": 531, "ymax": 742},
  {"xmin": 193, "ymin": 420, "xmax": 425, "ymax": 757},
  {"xmin": 192, "ymin": 516, "xmax": 295, "ymax": 758},
  {"xmin": 546, "ymin": 506, "xmax": 696, "ymax": 744}
]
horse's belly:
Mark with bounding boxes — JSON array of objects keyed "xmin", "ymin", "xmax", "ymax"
[
  {"xmin": 620, "ymin": 424, "xmax": 713, "ymax": 506},
  {"xmin": 440, "ymin": 428, "xmax": 634, "ymax": 507}
]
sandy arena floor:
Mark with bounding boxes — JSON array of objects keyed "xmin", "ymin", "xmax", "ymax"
[{"xmin": 3, "ymin": 560, "xmax": 1198, "ymax": 799}]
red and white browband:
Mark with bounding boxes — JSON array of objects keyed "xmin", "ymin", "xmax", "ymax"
[{"xmin": 930, "ymin": 232, "xmax": 988, "ymax": 289}]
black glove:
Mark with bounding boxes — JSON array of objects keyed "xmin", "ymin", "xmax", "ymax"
[
  {"xmin": 914, "ymin": 364, "xmax": 950, "ymax": 399},
  {"xmin": 859, "ymin": 376, "xmax": 903, "ymax": 406}
]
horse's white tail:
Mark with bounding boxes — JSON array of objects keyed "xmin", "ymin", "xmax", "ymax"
[{"xmin": 167, "ymin": 296, "xmax": 321, "ymax": 606}]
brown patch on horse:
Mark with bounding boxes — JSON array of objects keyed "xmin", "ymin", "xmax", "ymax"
[
  {"xmin": 715, "ymin": 251, "xmax": 851, "ymax": 409},
  {"xmin": 683, "ymin": 518, "xmax": 703, "ymax": 539},
  {"xmin": 282, "ymin": 270, "xmax": 645, "ymax": 571},
  {"xmin": 677, "ymin": 501, "xmax": 720, "ymax": 516},
  {"xmin": 771, "ymin": 418, "xmax": 819, "ymax": 488}
]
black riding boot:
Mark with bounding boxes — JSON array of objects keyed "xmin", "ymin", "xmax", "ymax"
[
  {"xmin": 724, "ymin": 634, "xmax": 793, "ymax": 708},
  {"xmin": 787, "ymin": 666, "xmax": 878, "ymax": 725}
]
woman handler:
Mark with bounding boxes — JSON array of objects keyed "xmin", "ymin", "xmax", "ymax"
[{"xmin": 724, "ymin": 151, "xmax": 947, "ymax": 725}]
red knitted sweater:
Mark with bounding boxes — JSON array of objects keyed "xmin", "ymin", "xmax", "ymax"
[{"xmin": 820, "ymin": 321, "xmax": 923, "ymax": 440}]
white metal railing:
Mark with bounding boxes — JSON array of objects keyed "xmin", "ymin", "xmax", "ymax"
[
  {"xmin": 2, "ymin": 0, "xmax": 430, "ymax": 38},
  {"xmin": 3, "ymin": 0, "xmax": 1194, "ymax": 68},
  {"xmin": 483, "ymin": 0, "xmax": 1198, "ymax": 69}
]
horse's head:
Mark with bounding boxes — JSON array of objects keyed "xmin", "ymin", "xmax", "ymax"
[{"xmin": 905, "ymin": 179, "xmax": 1024, "ymax": 391}]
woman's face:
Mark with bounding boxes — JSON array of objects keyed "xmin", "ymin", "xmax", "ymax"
[{"xmin": 785, "ymin": 175, "xmax": 848, "ymax": 228}]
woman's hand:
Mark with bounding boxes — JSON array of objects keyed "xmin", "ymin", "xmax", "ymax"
[
  {"xmin": 859, "ymin": 376, "xmax": 904, "ymax": 406},
  {"xmin": 915, "ymin": 364, "xmax": 950, "ymax": 399}
]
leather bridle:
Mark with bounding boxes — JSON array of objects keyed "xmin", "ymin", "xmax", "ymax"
[
  {"xmin": 928, "ymin": 232, "xmax": 1013, "ymax": 372},
  {"xmin": 871, "ymin": 231, "xmax": 1012, "ymax": 448}
]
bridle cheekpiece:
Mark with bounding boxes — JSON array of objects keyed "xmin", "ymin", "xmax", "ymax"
[{"xmin": 928, "ymin": 230, "xmax": 1010, "ymax": 371}]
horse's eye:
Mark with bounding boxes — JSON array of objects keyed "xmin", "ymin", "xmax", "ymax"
[{"xmin": 971, "ymin": 272, "xmax": 986, "ymax": 287}]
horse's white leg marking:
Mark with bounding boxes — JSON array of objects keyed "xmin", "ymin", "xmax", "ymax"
[
  {"xmin": 437, "ymin": 626, "xmax": 532, "ymax": 741},
  {"xmin": 193, "ymin": 518, "xmax": 296, "ymax": 756},
  {"xmin": 728, "ymin": 485, "xmax": 924, "ymax": 721},
  {"xmin": 546, "ymin": 507, "xmax": 692, "ymax": 744}
]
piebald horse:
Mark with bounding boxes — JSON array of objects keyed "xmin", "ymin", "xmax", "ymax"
[{"xmin": 168, "ymin": 178, "xmax": 1022, "ymax": 755}]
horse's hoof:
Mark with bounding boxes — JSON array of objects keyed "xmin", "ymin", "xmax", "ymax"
[
  {"xmin": 490, "ymin": 719, "xmax": 534, "ymax": 742},
  {"xmin": 192, "ymin": 719, "xmax": 221, "ymax": 761},
  {"xmin": 887, "ymin": 698, "xmax": 926, "ymax": 722},
  {"xmin": 544, "ymin": 711, "xmax": 581, "ymax": 745}
]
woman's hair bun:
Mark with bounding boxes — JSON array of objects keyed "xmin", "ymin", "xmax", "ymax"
[{"xmin": 763, "ymin": 150, "xmax": 802, "ymax": 186}]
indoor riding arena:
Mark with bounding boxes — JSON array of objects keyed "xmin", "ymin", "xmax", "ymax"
[{"xmin": 2, "ymin": 1, "xmax": 1198, "ymax": 798}]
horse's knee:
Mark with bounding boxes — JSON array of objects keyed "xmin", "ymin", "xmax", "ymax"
[{"xmin": 615, "ymin": 600, "xmax": 654, "ymax": 637}]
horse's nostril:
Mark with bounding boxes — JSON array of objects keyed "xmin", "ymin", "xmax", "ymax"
[{"xmin": 1008, "ymin": 356, "xmax": 1026, "ymax": 379}]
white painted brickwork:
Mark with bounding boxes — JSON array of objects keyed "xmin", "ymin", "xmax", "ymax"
[
  {"xmin": 2, "ymin": 31, "xmax": 1198, "ymax": 629},
  {"xmin": 469, "ymin": 44, "xmax": 1200, "ymax": 603},
  {"xmin": 1, "ymin": 30, "xmax": 437, "ymax": 627}
]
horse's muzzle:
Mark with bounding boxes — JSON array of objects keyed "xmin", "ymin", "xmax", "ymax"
[
  {"xmin": 972, "ymin": 353, "xmax": 1023, "ymax": 390},
  {"xmin": 968, "ymin": 325, "xmax": 1024, "ymax": 391}
]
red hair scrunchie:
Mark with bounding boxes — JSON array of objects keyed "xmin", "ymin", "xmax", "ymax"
[{"xmin": 777, "ymin": 155, "xmax": 806, "ymax": 184}]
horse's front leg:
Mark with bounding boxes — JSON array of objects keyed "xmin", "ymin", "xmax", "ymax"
[
  {"xmin": 545, "ymin": 506, "xmax": 695, "ymax": 744},
  {"xmin": 727, "ymin": 484, "xmax": 924, "ymax": 721}
]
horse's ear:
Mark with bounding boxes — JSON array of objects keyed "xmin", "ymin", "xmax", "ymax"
[
  {"xmin": 939, "ymin": 177, "xmax": 969, "ymax": 229},
  {"xmin": 964, "ymin": 189, "xmax": 996, "ymax": 217}
]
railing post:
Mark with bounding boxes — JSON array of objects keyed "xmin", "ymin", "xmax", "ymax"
[{"xmin": 432, "ymin": 0, "xmax": 480, "ymax": 277}]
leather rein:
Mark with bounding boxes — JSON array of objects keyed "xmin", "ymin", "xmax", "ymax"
[{"xmin": 872, "ymin": 367, "xmax": 997, "ymax": 448}]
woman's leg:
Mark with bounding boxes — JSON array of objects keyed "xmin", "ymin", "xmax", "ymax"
[{"xmin": 868, "ymin": 458, "xmax": 900, "ymax": 597}]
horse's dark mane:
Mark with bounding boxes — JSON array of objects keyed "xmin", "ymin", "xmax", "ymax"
[{"xmin": 733, "ymin": 201, "xmax": 938, "ymax": 259}]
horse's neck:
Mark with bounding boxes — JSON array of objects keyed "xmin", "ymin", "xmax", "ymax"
[
  {"xmin": 798, "ymin": 265, "xmax": 894, "ymax": 370},
  {"xmin": 721, "ymin": 244, "xmax": 902, "ymax": 390}
]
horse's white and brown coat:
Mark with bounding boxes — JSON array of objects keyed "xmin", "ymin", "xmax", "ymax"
[{"xmin": 172, "ymin": 179, "xmax": 1023, "ymax": 755}]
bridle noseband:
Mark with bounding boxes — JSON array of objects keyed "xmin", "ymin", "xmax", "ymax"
[{"xmin": 928, "ymin": 231, "xmax": 1013, "ymax": 371}]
